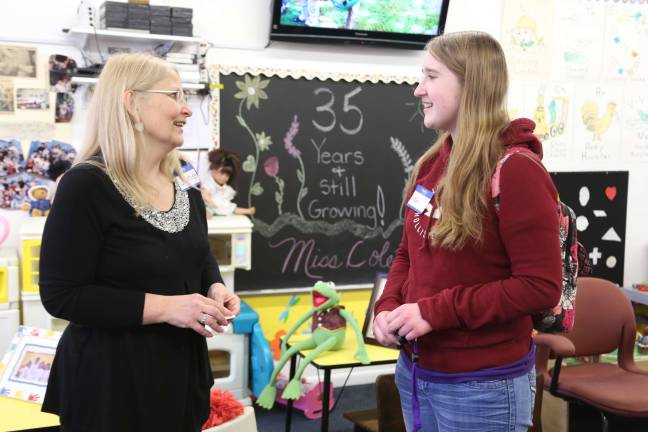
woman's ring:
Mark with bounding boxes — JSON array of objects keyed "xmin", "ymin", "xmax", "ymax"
[{"xmin": 200, "ymin": 313, "xmax": 208, "ymax": 325}]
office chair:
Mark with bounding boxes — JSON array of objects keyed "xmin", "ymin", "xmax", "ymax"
[{"xmin": 533, "ymin": 277, "xmax": 648, "ymax": 432}]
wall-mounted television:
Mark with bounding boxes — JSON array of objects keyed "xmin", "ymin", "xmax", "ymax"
[{"xmin": 270, "ymin": 0, "xmax": 450, "ymax": 49}]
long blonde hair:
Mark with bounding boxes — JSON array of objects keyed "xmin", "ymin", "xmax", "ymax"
[
  {"xmin": 406, "ymin": 31, "xmax": 510, "ymax": 250},
  {"xmin": 76, "ymin": 53, "xmax": 183, "ymax": 208}
]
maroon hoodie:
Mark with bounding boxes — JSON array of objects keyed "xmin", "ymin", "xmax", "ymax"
[{"xmin": 375, "ymin": 118, "xmax": 562, "ymax": 373}]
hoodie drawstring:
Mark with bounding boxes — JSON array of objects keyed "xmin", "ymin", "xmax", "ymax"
[{"xmin": 418, "ymin": 201, "xmax": 435, "ymax": 252}]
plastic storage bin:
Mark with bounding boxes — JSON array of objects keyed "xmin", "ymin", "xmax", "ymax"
[
  {"xmin": 207, "ymin": 302, "xmax": 259, "ymax": 405},
  {"xmin": 0, "ymin": 309, "xmax": 19, "ymax": 356},
  {"xmin": 0, "ymin": 249, "xmax": 22, "ymax": 354},
  {"xmin": 207, "ymin": 215, "xmax": 252, "ymax": 291},
  {"xmin": 0, "ymin": 248, "xmax": 19, "ymax": 309},
  {"xmin": 207, "ymin": 216, "xmax": 252, "ymax": 271},
  {"xmin": 19, "ymin": 218, "xmax": 68, "ymax": 331}
]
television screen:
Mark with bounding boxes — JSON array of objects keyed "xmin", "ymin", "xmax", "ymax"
[{"xmin": 271, "ymin": 0, "xmax": 450, "ymax": 48}]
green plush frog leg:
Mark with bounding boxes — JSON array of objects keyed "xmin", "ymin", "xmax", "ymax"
[
  {"xmin": 256, "ymin": 337, "xmax": 316, "ymax": 409},
  {"xmin": 257, "ymin": 300, "xmax": 318, "ymax": 410},
  {"xmin": 281, "ymin": 331, "xmax": 342, "ymax": 400},
  {"xmin": 339, "ymin": 308, "xmax": 370, "ymax": 365}
]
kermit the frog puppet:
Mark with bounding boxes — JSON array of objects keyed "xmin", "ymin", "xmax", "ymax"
[{"xmin": 256, "ymin": 281, "xmax": 370, "ymax": 409}]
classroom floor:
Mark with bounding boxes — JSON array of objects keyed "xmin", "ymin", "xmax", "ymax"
[
  {"xmin": 257, "ymin": 361, "xmax": 648, "ymax": 432},
  {"xmin": 254, "ymin": 383, "xmax": 375, "ymax": 432}
]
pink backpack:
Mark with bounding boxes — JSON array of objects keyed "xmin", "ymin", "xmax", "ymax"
[{"xmin": 491, "ymin": 147, "xmax": 591, "ymax": 333}]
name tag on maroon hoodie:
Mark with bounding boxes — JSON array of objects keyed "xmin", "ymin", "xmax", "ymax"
[{"xmin": 407, "ymin": 185, "xmax": 434, "ymax": 214}]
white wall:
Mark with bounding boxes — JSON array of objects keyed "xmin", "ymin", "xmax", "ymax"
[
  {"xmin": 202, "ymin": 0, "xmax": 646, "ymax": 288},
  {"xmin": 0, "ymin": 0, "xmax": 644, "ymax": 286}
]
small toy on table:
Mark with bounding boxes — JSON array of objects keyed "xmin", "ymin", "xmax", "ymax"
[
  {"xmin": 256, "ymin": 281, "xmax": 370, "ymax": 410},
  {"xmin": 638, "ymin": 326, "xmax": 648, "ymax": 355},
  {"xmin": 201, "ymin": 149, "xmax": 255, "ymax": 217},
  {"xmin": 633, "ymin": 282, "xmax": 648, "ymax": 292}
]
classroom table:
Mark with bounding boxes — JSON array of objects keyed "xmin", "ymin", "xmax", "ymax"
[
  {"xmin": 0, "ymin": 396, "xmax": 59, "ymax": 431},
  {"xmin": 621, "ymin": 286, "xmax": 648, "ymax": 306},
  {"xmin": 283, "ymin": 334, "xmax": 399, "ymax": 432}
]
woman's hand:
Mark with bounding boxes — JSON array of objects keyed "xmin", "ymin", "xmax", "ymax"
[
  {"xmin": 386, "ymin": 303, "xmax": 433, "ymax": 341},
  {"xmin": 144, "ymin": 293, "xmax": 232, "ymax": 337},
  {"xmin": 207, "ymin": 282, "xmax": 240, "ymax": 318},
  {"xmin": 372, "ymin": 311, "xmax": 400, "ymax": 347}
]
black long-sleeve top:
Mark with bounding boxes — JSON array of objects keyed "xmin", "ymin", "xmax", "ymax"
[{"xmin": 39, "ymin": 163, "xmax": 223, "ymax": 432}]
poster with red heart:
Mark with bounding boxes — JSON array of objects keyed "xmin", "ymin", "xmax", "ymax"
[{"xmin": 550, "ymin": 171, "xmax": 628, "ymax": 285}]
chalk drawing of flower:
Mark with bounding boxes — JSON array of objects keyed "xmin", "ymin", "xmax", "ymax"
[
  {"xmin": 233, "ymin": 74, "xmax": 272, "ymax": 208},
  {"xmin": 283, "ymin": 114, "xmax": 307, "ymax": 219},
  {"xmin": 234, "ymin": 75, "xmax": 269, "ymax": 110},
  {"xmin": 264, "ymin": 156, "xmax": 284, "ymax": 216},
  {"xmin": 284, "ymin": 115, "xmax": 301, "ymax": 158},
  {"xmin": 256, "ymin": 131, "xmax": 272, "ymax": 151},
  {"xmin": 264, "ymin": 156, "xmax": 279, "ymax": 177}
]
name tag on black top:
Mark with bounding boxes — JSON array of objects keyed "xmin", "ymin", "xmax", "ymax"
[{"xmin": 177, "ymin": 163, "xmax": 200, "ymax": 191}]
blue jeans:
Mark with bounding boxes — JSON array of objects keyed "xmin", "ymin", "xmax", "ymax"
[{"xmin": 395, "ymin": 354, "xmax": 536, "ymax": 432}]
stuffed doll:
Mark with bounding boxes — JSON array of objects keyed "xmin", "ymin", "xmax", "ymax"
[
  {"xmin": 21, "ymin": 185, "xmax": 51, "ymax": 217},
  {"xmin": 256, "ymin": 281, "xmax": 370, "ymax": 409},
  {"xmin": 639, "ymin": 326, "xmax": 648, "ymax": 355},
  {"xmin": 201, "ymin": 148, "xmax": 255, "ymax": 217}
]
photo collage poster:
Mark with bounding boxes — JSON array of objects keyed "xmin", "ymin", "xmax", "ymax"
[{"xmin": 0, "ymin": 139, "xmax": 76, "ymax": 211}]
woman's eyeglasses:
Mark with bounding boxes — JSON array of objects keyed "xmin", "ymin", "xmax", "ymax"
[{"xmin": 141, "ymin": 89, "xmax": 187, "ymax": 105}]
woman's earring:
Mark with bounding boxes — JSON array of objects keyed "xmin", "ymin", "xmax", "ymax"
[{"xmin": 134, "ymin": 122, "xmax": 144, "ymax": 133}]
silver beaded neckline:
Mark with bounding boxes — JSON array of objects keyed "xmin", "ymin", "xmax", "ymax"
[{"xmin": 111, "ymin": 177, "xmax": 190, "ymax": 233}]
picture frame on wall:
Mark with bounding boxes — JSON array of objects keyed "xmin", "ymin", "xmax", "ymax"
[
  {"xmin": 362, "ymin": 272, "xmax": 388, "ymax": 345},
  {"xmin": 0, "ymin": 326, "xmax": 62, "ymax": 403},
  {"xmin": 0, "ymin": 79, "xmax": 14, "ymax": 114},
  {"xmin": 0, "ymin": 45, "xmax": 37, "ymax": 78},
  {"xmin": 16, "ymin": 88, "xmax": 50, "ymax": 110}
]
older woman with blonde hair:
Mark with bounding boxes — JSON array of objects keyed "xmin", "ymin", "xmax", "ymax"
[
  {"xmin": 372, "ymin": 32, "xmax": 562, "ymax": 431},
  {"xmin": 39, "ymin": 53, "xmax": 239, "ymax": 432}
]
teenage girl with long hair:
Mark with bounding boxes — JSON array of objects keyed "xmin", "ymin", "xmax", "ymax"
[{"xmin": 373, "ymin": 32, "xmax": 562, "ymax": 431}]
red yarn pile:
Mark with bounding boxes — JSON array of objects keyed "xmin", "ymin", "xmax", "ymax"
[{"xmin": 201, "ymin": 388, "xmax": 245, "ymax": 430}]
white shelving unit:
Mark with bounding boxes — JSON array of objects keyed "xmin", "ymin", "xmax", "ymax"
[
  {"xmin": 64, "ymin": 27, "xmax": 206, "ymax": 90},
  {"xmin": 70, "ymin": 76, "xmax": 205, "ymax": 90},
  {"xmin": 65, "ymin": 27, "xmax": 203, "ymax": 45}
]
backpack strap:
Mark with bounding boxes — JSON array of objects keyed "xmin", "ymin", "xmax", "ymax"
[{"xmin": 491, "ymin": 146, "xmax": 545, "ymax": 213}]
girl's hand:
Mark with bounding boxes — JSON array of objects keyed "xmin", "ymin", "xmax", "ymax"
[
  {"xmin": 386, "ymin": 303, "xmax": 433, "ymax": 341},
  {"xmin": 373, "ymin": 311, "xmax": 400, "ymax": 347}
]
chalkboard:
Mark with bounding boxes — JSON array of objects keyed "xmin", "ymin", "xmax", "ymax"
[
  {"xmin": 218, "ymin": 72, "xmax": 436, "ymax": 290},
  {"xmin": 550, "ymin": 171, "xmax": 628, "ymax": 285},
  {"xmin": 217, "ymin": 72, "xmax": 629, "ymax": 291}
]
